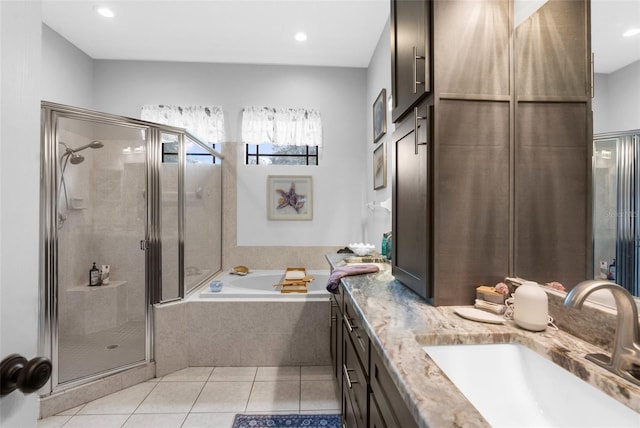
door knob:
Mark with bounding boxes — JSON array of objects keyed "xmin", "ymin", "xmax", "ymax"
[{"xmin": 1, "ymin": 354, "xmax": 52, "ymax": 396}]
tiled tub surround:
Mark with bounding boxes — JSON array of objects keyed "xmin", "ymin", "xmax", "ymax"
[
  {"xmin": 154, "ymin": 278, "xmax": 331, "ymax": 376},
  {"xmin": 325, "ymin": 254, "xmax": 640, "ymax": 427}
]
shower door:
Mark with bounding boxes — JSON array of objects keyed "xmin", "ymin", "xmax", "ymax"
[
  {"xmin": 593, "ymin": 131, "xmax": 640, "ymax": 297},
  {"xmin": 44, "ymin": 108, "xmax": 150, "ymax": 387}
]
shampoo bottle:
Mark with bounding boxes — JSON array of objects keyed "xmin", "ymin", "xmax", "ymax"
[
  {"xmin": 89, "ymin": 262, "xmax": 101, "ymax": 286},
  {"xmin": 608, "ymin": 258, "xmax": 616, "ymax": 281}
]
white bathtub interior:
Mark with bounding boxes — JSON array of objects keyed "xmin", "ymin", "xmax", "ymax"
[{"xmin": 195, "ymin": 269, "xmax": 331, "ymax": 300}]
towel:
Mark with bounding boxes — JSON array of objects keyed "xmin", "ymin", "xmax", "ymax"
[{"xmin": 326, "ymin": 264, "xmax": 380, "ymax": 294}]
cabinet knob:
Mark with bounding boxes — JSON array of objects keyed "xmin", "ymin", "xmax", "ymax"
[{"xmin": 1, "ymin": 354, "xmax": 52, "ymax": 396}]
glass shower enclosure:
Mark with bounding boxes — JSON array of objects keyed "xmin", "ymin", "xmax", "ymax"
[
  {"xmin": 40, "ymin": 102, "xmax": 223, "ymax": 392},
  {"xmin": 593, "ymin": 130, "xmax": 639, "ymax": 297}
]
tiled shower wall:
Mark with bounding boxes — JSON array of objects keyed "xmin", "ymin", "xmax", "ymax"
[{"xmin": 58, "ymin": 130, "xmax": 146, "ymax": 334}]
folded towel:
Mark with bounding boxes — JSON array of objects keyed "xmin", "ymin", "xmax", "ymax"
[
  {"xmin": 285, "ymin": 270, "xmax": 306, "ymax": 280},
  {"xmin": 326, "ymin": 264, "xmax": 380, "ymax": 294}
]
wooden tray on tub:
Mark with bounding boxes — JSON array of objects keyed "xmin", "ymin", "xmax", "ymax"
[{"xmin": 276, "ymin": 267, "xmax": 315, "ymax": 293}]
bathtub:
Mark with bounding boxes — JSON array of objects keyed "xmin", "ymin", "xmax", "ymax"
[
  {"xmin": 194, "ymin": 269, "xmax": 331, "ymax": 301},
  {"xmin": 157, "ymin": 268, "xmax": 332, "ymax": 368}
]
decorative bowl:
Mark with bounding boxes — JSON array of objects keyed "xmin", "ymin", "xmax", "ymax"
[{"xmin": 348, "ymin": 243, "xmax": 375, "ymax": 256}]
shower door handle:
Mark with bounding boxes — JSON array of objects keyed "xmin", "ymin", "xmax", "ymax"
[{"xmin": 140, "ymin": 240, "xmax": 149, "ymax": 251}]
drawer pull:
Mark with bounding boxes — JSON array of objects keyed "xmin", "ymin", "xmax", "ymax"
[
  {"xmin": 343, "ymin": 365, "xmax": 358, "ymax": 389},
  {"xmin": 414, "ymin": 107, "xmax": 428, "ymax": 155},
  {"xmin": 343, "ymin": 314, "xmax": 355, "ymax": 332}
]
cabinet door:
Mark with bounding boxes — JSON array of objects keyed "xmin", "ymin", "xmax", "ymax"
[
  {"xmin": 330, "ymin": 298, "xmax": 338, "ymax": 377},
  {"xmin": 391, "ymin": 0, "xmax": 431, "ymax": 122},
  {"xmin": 369, "ymin": 395, "xmax": 387, "ymax": 428},
  {"xmin": 369, "ymin": 346, "xmax": 418, "ymax": 428},
  {"xmin": 343, "ymin": 327, "xmax": 368, "ymax": 428},
  {"xmin": 392, "ymin": 102, "xmax": 431, "ymax": 300}
]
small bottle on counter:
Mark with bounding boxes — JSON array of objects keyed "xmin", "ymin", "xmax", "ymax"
[
  {"xmin": 89, "ymin": 262, "xmax": 101, "ymax": 286},
  {"xmin": 385, "ymin": 232, "xmax": 393, "ymax": 260},
  {"xmin": 381, "ymin": 233, "xmax": 388, "ymax": 257}
]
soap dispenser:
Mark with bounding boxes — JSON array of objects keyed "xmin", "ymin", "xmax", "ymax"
[
  {"xmin": 89, "ymin": 262, "xmax": 101, "ymax": 286},
  {"xmin": 513, "ymin": 281, "xmax": 548, "ymax": 331}
]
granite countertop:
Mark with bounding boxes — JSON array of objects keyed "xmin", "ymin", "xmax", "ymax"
[{"xmin": 326, "ymin": 254, "xmax": 640, "ymax": 428}]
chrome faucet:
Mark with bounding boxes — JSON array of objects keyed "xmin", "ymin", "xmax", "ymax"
[{"xmin": 564, "ymin": 280, "xmax": 640, "ymax": 386}]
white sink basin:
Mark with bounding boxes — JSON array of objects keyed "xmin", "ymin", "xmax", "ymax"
[{"xmin": 423, "ymin": 343, "xmax": 640, "ymax": 427}]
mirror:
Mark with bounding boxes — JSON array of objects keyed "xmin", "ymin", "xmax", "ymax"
[{"xmin": 515, "ymin": 0, "xmax": 640, "ymax": 306}]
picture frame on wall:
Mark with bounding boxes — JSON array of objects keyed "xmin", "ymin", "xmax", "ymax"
[
  {"xmin": 373, "ymin": 88, "xmax": 387, "ymax": 144},
  {"xmin": 267, "ymin": 175, "xmax": 313, "ymax": 220},
  {"xmin": 373, "ymin": 143, "xmax": 387, "ymax": 190}
]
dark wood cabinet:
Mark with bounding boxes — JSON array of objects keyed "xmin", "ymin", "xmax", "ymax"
[
  {"xmin": 342, "ymin": 322, "xmax": 368, "ymax": 428},
  {"xmin": 330, "ymin": 283, "xmax": 419, "ymax": 428},
  {"xmin": 391, "ymin": 0, "xmax": 590, "ymax": 304},
  {"xmin": 391, "ymin": 100, "xmax": 432, "ymax": 300},
  {"xmin": 369, "ymin": 344, "xmax": 418, "ymax": 428},
  {"xmin": 392, "ymin": 0, "xmax": 510, "ymax": 305},
  {"xmin": 390, "ymin": 0, "xmax": 431, "ymax": 122},
  {"xmin": 330, "ymin": 277, "xmax": 344, "ymax": 414}
]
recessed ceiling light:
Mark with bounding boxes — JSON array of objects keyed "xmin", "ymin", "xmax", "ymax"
[
  {"xmin": 623, "ymin": 28, "xmax": 640, "ymax": 37},
  {"xmin": 294, "ymin": 32, "xmax": 308, "ymax": 42},
  {"xmin": 95, "ymin": 6, "xmax": 115, "ymax": 18}
]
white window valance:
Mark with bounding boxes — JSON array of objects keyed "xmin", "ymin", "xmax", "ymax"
[
  {"xmin": 141, "ymin": 105, "xmax": 225, "ymax": 143},
  {"xmin": 242, "ymin": 107, "xmax": 323, "ymax": 147}
]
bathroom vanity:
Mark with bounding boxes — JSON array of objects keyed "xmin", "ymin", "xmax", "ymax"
[{"xmin": 326, "ymin": 254, "xmax": 640, "ymax": 427}]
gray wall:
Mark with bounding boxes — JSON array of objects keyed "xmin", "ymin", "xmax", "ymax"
[
  {"xmin": 41, "ymin": 27, "xmax": 371, "ymax": 263},
  {"xmin": 593, "ymin": 60, "xmax": 640, "ymax": 134},
  {"xmin": 41, "ymin": 24, "xmax": 94, "ymax": 108},
  {"xmin": 1, "ymin": 1, "xmax": 42, "ymax": 426},
  {"xmin": 364, "ymin": 19, "xmax": 393, "ymax": 251}
]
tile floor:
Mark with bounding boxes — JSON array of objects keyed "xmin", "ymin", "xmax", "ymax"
[{"xmin": 38, "ymin": 366, "xmax": 340, "ymax": 428}]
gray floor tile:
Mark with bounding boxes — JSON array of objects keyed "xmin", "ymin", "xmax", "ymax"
[
  {"xmin": 160, "ymin": 367, "xmax": 214, "ymax": 382},
  {"xmin": 182, "ymin": 412, "xmax": 237, "ymax": 428},
  {"xmin": 62, "ymin": 414, "xmax": 130, "ymax": 428},
  {"xmin": 301, "ymin": 380, "xmax": 340, "ymax": 411},
  {"xmin": 255, "ymin": 366, "xmax": 300, "ymax": 382},
  {"xmin": 301, "ymin": 366, "xmax": 334, "ymax": 381},
  {"xmin": 191, "ymin": 381, "xmax": 253, "ymax": 413},
  {"xmin": 37, "ymin": 415, "xmax": 71, "ymax": 428},
  {"xmin": 78, "ymin": 382, "xmax": 156, "ymax": 415},
  {"xmin": 135, "ymin": 382, "xmax": 204, "ymax": 414},
  {"xmin": 246, "ymin": 380, "xmax": 300, "ymax": 412},
  {"xmin": 210, "ymin": 367, "xmax": 257, "ymax": 382},
  {"xmin": 122, "ymin": 413, "xmax": 187, "ymax": 427}
]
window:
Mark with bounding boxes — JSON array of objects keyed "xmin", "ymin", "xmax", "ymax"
[
  {"xmin": 162, "ymin": 141, "xmax": 221, "ymax": 164},
  {"xmin": 245, "ymin": 144, "xmax": 318, "ymax": 165}
]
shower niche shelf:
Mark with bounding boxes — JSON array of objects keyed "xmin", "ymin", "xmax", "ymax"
[
  {"xmin": 68, "ymin": 280, "xmax": 126, "ymax": 291},
  {"xmin": 64, "ymin": 281, "xmax": 128, "ymax": 335}
]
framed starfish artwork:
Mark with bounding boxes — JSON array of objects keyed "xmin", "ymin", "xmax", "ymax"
[{"xmin": 267, "ymin": 175, "xmax": 313, "ymax": 220}]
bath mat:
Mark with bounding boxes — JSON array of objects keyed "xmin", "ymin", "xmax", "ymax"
[{"xmin": 232, "ymin": 413, "xmax": 341, "ymax": 428}]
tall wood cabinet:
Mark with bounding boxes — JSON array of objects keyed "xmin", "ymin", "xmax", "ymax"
[
  {"xmin": 391, "ymin": 0, "xmax": 591, "ymax": 304},
  {"xmin": 390, "ymin": 0, "xmax": 431, "ymax": 122}
]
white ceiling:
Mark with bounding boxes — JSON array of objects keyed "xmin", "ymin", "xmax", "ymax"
[
  {"xmin": 41, "ymin": 0, "xmax": 390, "ymax": 68},
  {"xmin": 41, "ymin": 0, "xmax": 640, "ymax": 73},
  {"xmin": 591, "ymin": 0, "xmax": 640, "ymax": 74}
]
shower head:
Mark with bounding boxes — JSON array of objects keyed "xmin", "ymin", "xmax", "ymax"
[
  {"xmin": 69, "ymin": 153, "xmax": 85, "ymax": 164},
  {"xmin": 72, "ymin": 140, "xmax": 104, "ymax": 152}
]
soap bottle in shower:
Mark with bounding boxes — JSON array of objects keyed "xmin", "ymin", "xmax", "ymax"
[{"xmin": 89, "ymin": 262, "xmax": 101, "ymax": 286}]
